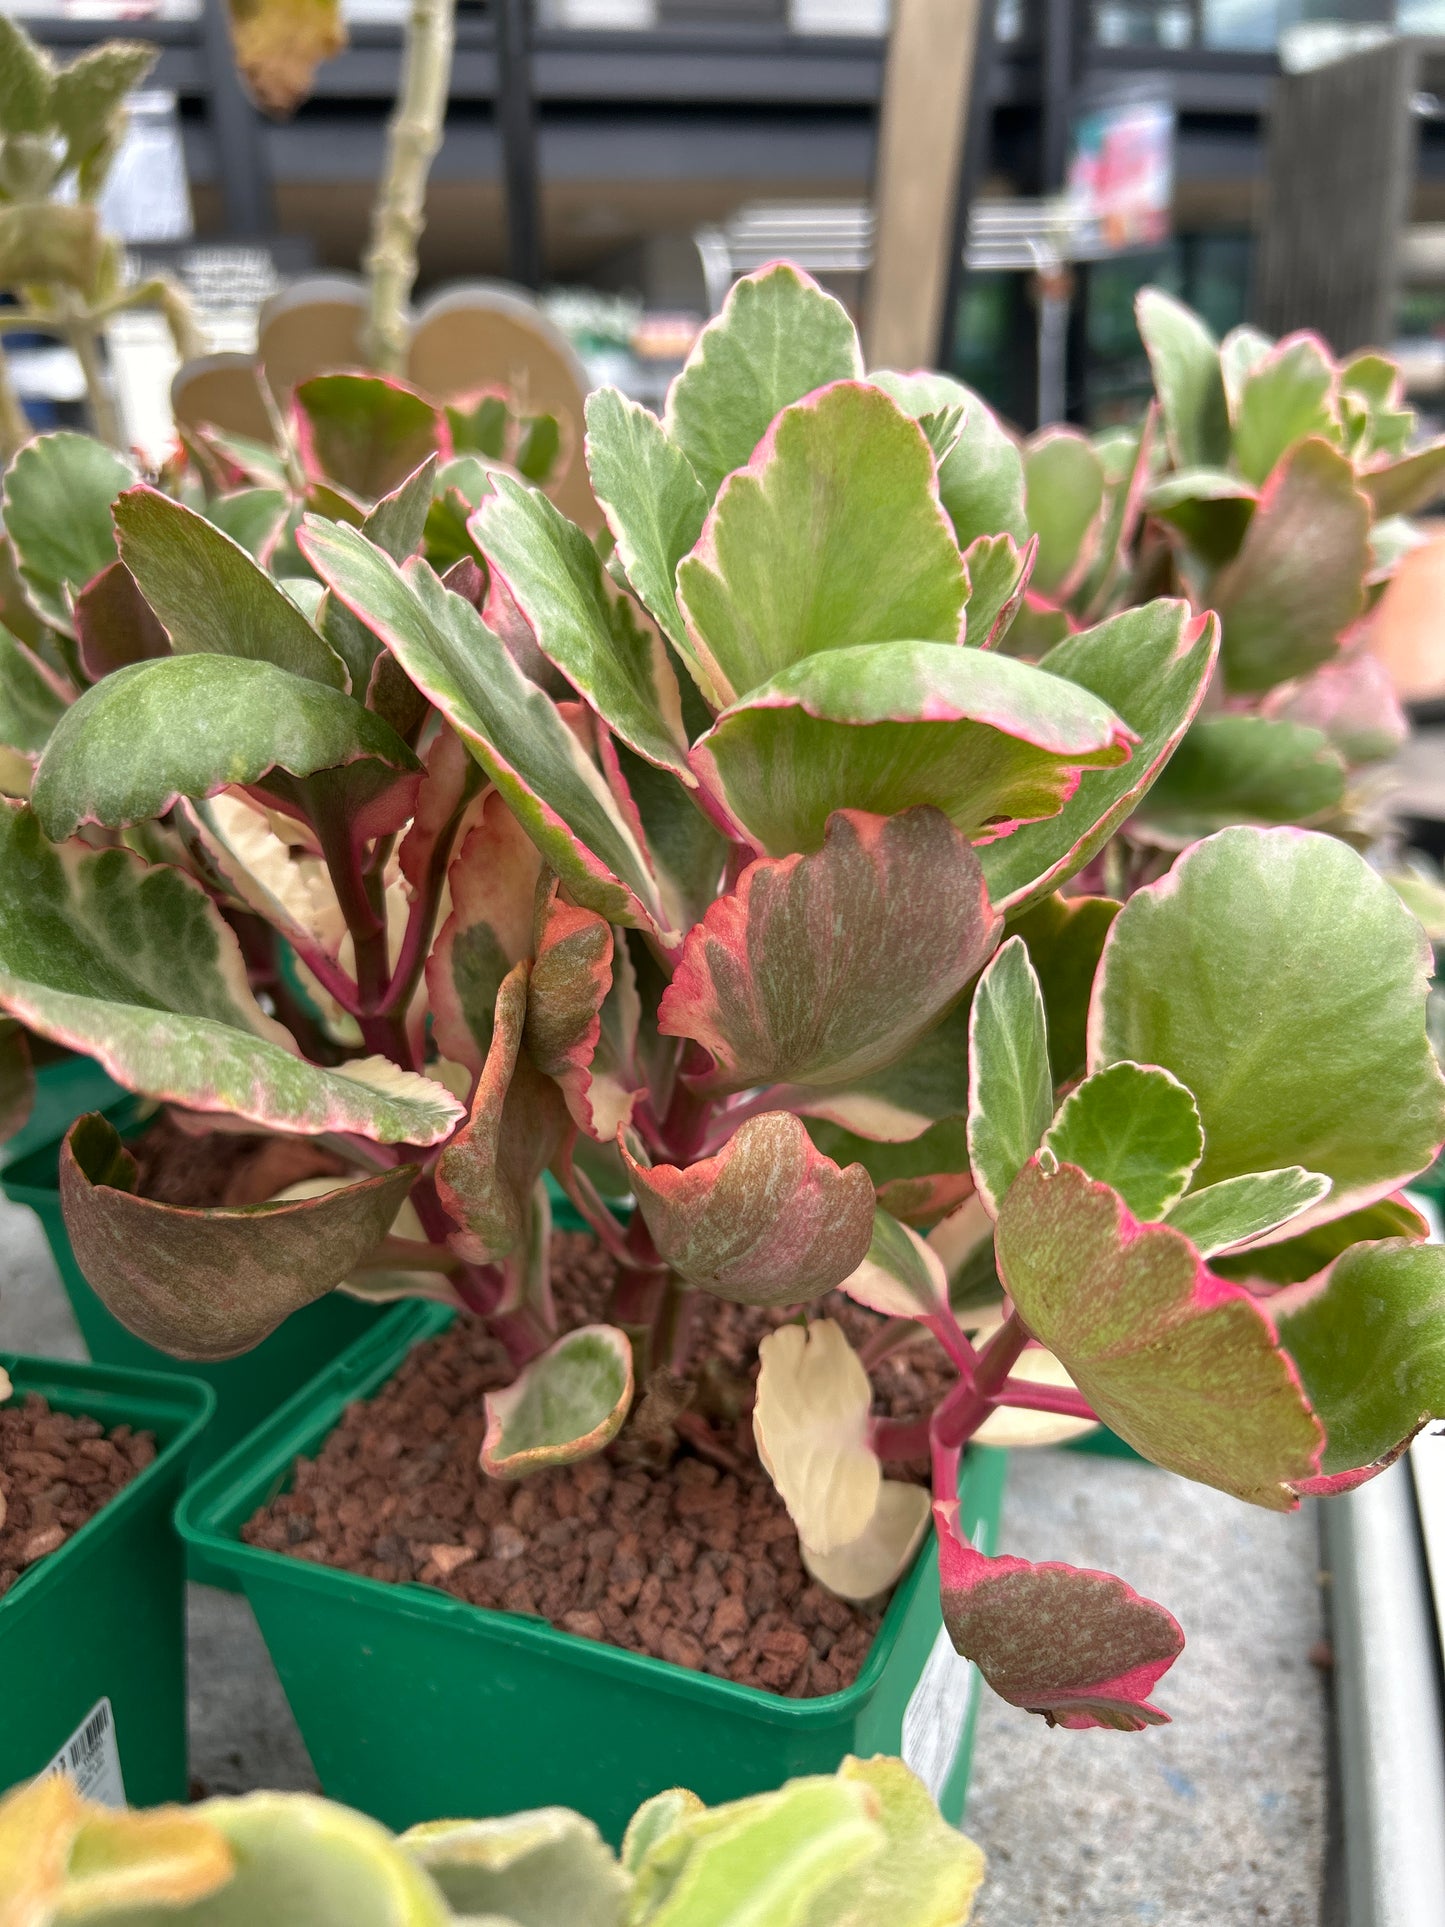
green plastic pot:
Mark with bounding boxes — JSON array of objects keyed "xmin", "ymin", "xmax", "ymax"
[
  {"xmin": 178, "ymin": 1302, "xmax": 1008, "ymax": 1845},
  {"xmin": 0, "ymin": 1352, "xmax": 212, "ymax": 1805}
]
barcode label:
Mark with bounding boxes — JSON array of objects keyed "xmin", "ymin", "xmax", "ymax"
[
  {"xmin": 902, "ymin": 1626, "xmax": 977, "ymax": 1804},
  {"xmin": 41, "ymin": 1697, "xmax": 126, "ymax": 1808}
]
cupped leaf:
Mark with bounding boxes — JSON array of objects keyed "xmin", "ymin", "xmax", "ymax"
[
  {"xmin": 427, "ymin": 789, "xmax": 543, "ymax": 1075},
  {"xmin": 1, "ymin": 433, "xmax": 135, "ymax": 619},
  {"xmin": 1043, "ymin": 1062, "xmax": 1203, "ymax": 1220},
  {"xmin": 1136, "ymin": 714, "xmax": 1346, "ymax": 843},
  {"xmin": 300, "ymin": 520, "xmax": 670, "ymax": 935},
  {"xmin": 967, "ymin": 936, "xmax": 1052, "ymax": 1219},
  {"xmin": 1165, "ymin": 1168, "xmax": 1333, "ymax": 1258},
  {"xmin": 293, "ymin": 372, "xmax": 445, "ymax": 499},
  {"xmin": 1007, "ymin": 892, "xmax": 1118, "ymax": 1084},
  {"xmin": 1090, "ymin": 827, "xmax": 1445, "ymax": 1221},
  {"xmin": 692, "ymin": 640, "xmax": 1132, "ymax": 857},
  {"xmin": 1275, "ymin": 1240, "xmax": 1445, "ymax": 1474},
  {"xmin": 676, "ymin": 381, "xmax": 967, "ymax": 706},
  {"xmin": 977, "ymin": 602, "xmax": 1218, "ymax": 913},
  {"xmin": 801, "ymin": 1482, "xmax": 932, "ymax": 1606},
  {"xmin": 836, "ymin": 1207, "xmax": 948, "ymax": 1319},
  {"xmin": 869, "ymin": 369, "xmax": 1027, "ymax": 547},
  {"xmin": 657, "ymin": 807, "xmax": 1000, "ymax": 1091},
  {"xmin": 31, "ymin": 654, "xmax": 419, "ymax": 839},
  {"xmin": 473, "ymin": 469, "xmax": 692, "ymax": 776},
  {"xmin": 1211, "ymin": 439, "xmax": 1370, "ymax": 695},
  {"xmin": 996, "ymin": 1159, "xmax": 1322, "ymax": 1507},
  {"xmin": 0, "ymin": 805, "xmax": 461, "ymax": 1143},
  {"xmin": 1136, "ymin": 288, "xmax": 1230, "ymax": 470},
  {"xmin": 662, "ymin": 263, "xmax": 863, "ymax": 497},
  {"xmin": 1232, "ymin": 334, "xmax": 1338, "ymax": 485},
  {"xmin": 620, "ymin": 1111, "xmax": 874, "ymax": 1306},
  {"xmin": 937, "ymin": 1498, "xmax": 1183, "ymax": 1731},
  {"xmin": 482, "ymin": 1324, "xmax": 634, "ymax": 1477},
  {"xmin": 73, "ymin": 557, "xmax": 171, "ymax": 680},
  {"xmin": 1023, "ymin": 430, "xmax": 1105, "ymax": 601},
  {"xmin": 754, "ymin": 1318, "xmax": 879, "ymax": 1555},
  {"xmin": 1144, "ymin": 467, "xmax": 1256, "ymax": 568},
  {"xmin": 798, "ymin": 1755, "xmax": 986, "ymax": 1927},
  {"xmin": 115, "ymin": 486, "xmax": 346, "ymax": 688},
  {"xmin": 61, "ymin": 1113, "xmax": 418, "ymax": 1360},
  {"xmin": 399, "ymin": 1808, "xmax": 628, "ymax": 1927},
  {"xmin": 0, "ymin": 624, "xmax": 66, "ymax": 758}
]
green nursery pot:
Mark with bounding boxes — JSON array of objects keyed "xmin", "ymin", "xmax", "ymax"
[
  {"xmin": 0, "ymin": 1353, "xmax": 212, "ymax": 1805},
  {"xmin": 178, "ymin": 1303, "xmax": 1008, "ymax": 1846}
]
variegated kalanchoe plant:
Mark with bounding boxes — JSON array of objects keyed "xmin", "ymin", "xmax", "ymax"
[{"xmin": 3, "ymin": 267, "xmax": 1444, "ymax": 1733}]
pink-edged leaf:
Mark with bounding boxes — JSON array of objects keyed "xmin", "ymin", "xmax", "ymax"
[
  {"xmin": 962, "ymin": 532, "xmax": 1035, "ymax": 650},
  {"xmin": 427, "ymin": 789, "xmax": 544, "ymax": 1075},
  {"xmin": 936, "ymin": 1498, "xmax": 1183, "ymax": 1730},
  {"xmin": 60, "ymin": 1112, "xmax": 418, "ymax": 1359},
  {"xmin": 1023, "ymin": 429, "xmax": 1106, "ymax": 603},
  {"xmin": 435, "ymin": 962, "xmax": 568, "ymax": 1263},
  {"xmin": 837, "ymin": 1206, "xmax": 948, "ymax": 1319},
  {"xmin": 73, "ymin": 560, "xmax": 170, "ymax": 682},
  {"xmin": 1361, "ymin": 440, "xmax": 1445, "ymax": 518},
  {"xmin": 293, "ymin": 372, "xmax": 449, "ymax": 501},
  {"xmin": 657, "ymin": 807, "xmax": 1002, "ymax": 1092},
  {"xmin": 1259, "ymin": 645, "xmax": 1408, "ymax": 765},
  {"xmin": 0, "ymin": 1017, "xmax": 34, "ymax": 1145},
  {"xmin": 806, "ymin": 1116, "xmax": 973, "ymax": 1226},
  {"xmin": 996, "ymin": 1159, "xmax": 1323, "ymax": 1507},
  {"xmin": 620, "ymin": 1110, "xmax": 874, "ymax": 1305},
  {"xmin": 482, "ymin": 1323, "xmax": 634, "ymax": 1477},
  {"xmin": 397, "ymin": 723, "xmax": 484, "ymax": 897},
  {"xmin": 523, "ymin": 885, "xmax": 633, "ymax": 1140},
  {"xmin": 675, "ymin": 380, "xmax": 968, "ymax": 706}
]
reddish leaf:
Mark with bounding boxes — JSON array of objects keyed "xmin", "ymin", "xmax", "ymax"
[
  {"xmin": 620, "ymin": 1111, "xmax": 875, "ymax": 1305},
  {"xmin": 1260, "ymin": 645, "xmax": 1408, "ymax": 765},
  {"xmin": 523, "ymin": 886, "xmax": 634, "ymax": 1140},
  {"xmin": 73, "ymin": 561, "xmax": 170, "ymax": 682},
  {"xmin": 426, "ymin": 790, "xmax": 543, "ymax": 1075},
  {"xmin": 936, "ymin": 1499, "xmax": 1184, "ymax": 1731},
  {"xmin": 293, "ymin": 374, "xmax": 449, "ymax": 502},
  {"xmin": 397, "ymin": 724, "xmax": 483, "ymax": 897}
]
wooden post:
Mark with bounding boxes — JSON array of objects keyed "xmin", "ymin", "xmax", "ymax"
[{"xmin": 865, "ymin": 0, "xmax": 987, "ymax": 372}]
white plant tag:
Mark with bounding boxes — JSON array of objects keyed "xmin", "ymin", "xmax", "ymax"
[
  {"xmin": 902, "ymin": 1626, "xmax": 976, "ymax": 1804},
  {"xmin": 42, "ymin": 1696, "xmax": 126, "ymax": 1809}
]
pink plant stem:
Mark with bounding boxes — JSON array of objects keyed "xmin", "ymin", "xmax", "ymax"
[
  {"xmin": 994, "ymin": 1378, "xmax": 1099, "ymax": 1422},
  {"xmin": 933, "ymin": 1312, "xmax": 1030, "ymax": 1451},
  {"xmin": 859, "ymin": 1317, "xmax": 924, "ymax": 1371},
  {"xmin": 378, "ymin": 807, "xmax": 460, "ymax": 1018},
  {"xmin": 871, "ymin": 1415, "xmax": 932, "ymax": 1460},
  {"xmin": 923, "ymin": 1308, "xmax": 979, "ymax": 1375}
]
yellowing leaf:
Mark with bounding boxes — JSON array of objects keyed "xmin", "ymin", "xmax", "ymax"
[{"xmin": 754, "ymin": 1319, "xmax": 879, "ymax": 1555}]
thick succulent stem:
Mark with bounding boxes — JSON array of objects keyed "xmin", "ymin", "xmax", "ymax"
[
  {"xmin": 65, "ymin": 308, "xmax": 122, "ymax": 449},
  {"xmin": 363, "ymin": 0, "xmax": 455, "ymax": 374}
]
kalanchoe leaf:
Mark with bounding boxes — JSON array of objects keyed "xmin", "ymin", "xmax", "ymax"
[
  {"xmin": 1136, "ymin": 287, "xmax": 1230, "ymax": 470},
  {"xmin": 1075, "ymin": 414, "xmax": 1155, "ymax": 620},
  {"xmin": 1043, "ymin": 1062, "xmax": 1204, "ymax": 1221},
  {"xmin": 1, "ymin": 433, "xmax": 136, "ymax": 624},
  {"xmin": 0, "ymin": 625, "xmax": 66, "ymax": 759},
  {"xmin": 1211, "ymin": 439, "xmax": 1370, "ymax": 696},
  {"xmin": 1213, "ymin": 1194, "xmax": 1430, "ymax": 1287},
  {"xmin": 935, "ymin": 1496, "xmax": 1184, "ymax": 1731},
  {"xmin": 808, "ymin": 1117, "xmax": 972, "ymax": 1224},
  {"xmin": 836, "ymin": 1207, "xmax": 948, "ymax": 1319},
  {"xmin": 1090, "ymin": 827, "xmax": 1445, "ymax": 1223},
  {"xmin": 481, "ymin": 1323, "xmax": 634, "ymax": 1477},
  {"xmin": 73, "ymin": 558, "xmax": 171, "ymax": 681},
  {"xmin": 787, "ymin": 993, "xmax": 973, "ymax": 1145},
  {"xmin": 1142, "ymin": 468, "xmax": 1256, "ymax": 569},
  {"xmin": 798, "ymin": 1755, "xmax": 987, "ymax": 1927},
  {"xmin": 602, "ymin": 733, "xmax": 728, "ymax": 939},
  {"xmin": 322, "ymin": 458, "xmax": 439, "ymax": 696},
  {"xmin": 967, "ymin": 936, "xmax": 1053, "ymax": 1219},
  {"xmin": 60, "ymin": 1114, "xmax": 418, "ymax": 1360},
  {"xmin": 1007, "ymin": 892, "xmax": 1118, "ymax": 1085},
  {"xmin": 437, "ymin": 963, "xmax": 567, "ymax": 1263},
  {"xmin": 662, "ymin": 262, "xmax": 863, "ymax": 498},
  {"xmin": 203, "ymin": 485, "xmax": 290, "ymax": 560},
  {"xmin": 676, "ymin": 381, "xmax": 968, "ymax": 706},
  {"xmin": 869, "ymin": 368, "xmax": 1028, "ymax": 548},
  {"xmin": 300, "ymin": 519, "xmax": 672, "ymax": 935},
  {"xmin": 472, "ymin": 470, "xmax": 692, "ymax": 778},
  {"xmin": 0, "ymin": 805, "xmax": 461, "ymax": 1143},
  {"xmin": 293, "ymin": 372, "xmax": 446, "ymax": 500},
  {"xmin": 691, "ymin": 640, "xmax": 1133, "ymax": 858},
  {"xmin": 1274, "ymin": 1240, "xmax": 1445, "ymax": 1475},
  {"xmin": 1165, "ymin": 1168, "xmax": 1333, "ymax": 1259},
  {"xmin": 620, "ymin": 1112, "xmax": 874, "ymax": 1306},
  {"xmin": 584, "ymin": 384, "xmax": 710, "ymax": 670},
  {"xmin": 427, "ymin": 791, "xmax": 543, "ymax": 1075},
  {"xmin": 30, "ymin": 654, "xmax": 420, "ymax": 840},
  {"xmin": 996, "ymin": 1159, "xmax": 1323, "ymax": 1507},
  {"xmin": 1232, "ymin": 334, "xmax": 1339, "ymax": 485},
  {"xmin": 0, "ymin": 14, "xmax": 55, "ymax": 132},
  {"xmin": 399, "ymin": 1808, "xmax": 629, "ymax": 1924},
  {"xmin": 525, "ymin": 888, "xmax": 630, "ymax": 1139},
  {"xmin": 754, "ymin": 1318, "xmax": 879, "ymax": 1554},
  {"xmin": 658, "ymin": 807, "xmax": 1001, "ymax": 1091},
  {"xmin": 1023, "ymin": 430, "xmax": 1105, "ymax": 601},
  {"xmin": 1361, "ymin": 440, "xmax": 1445, "ymax": 518},
  {"xmin": 977, "ymin": 603, "xmax": 1218, "ymax": 914},
  {"xmin": 801, "ymin": 1482, "xmax": 932, "ymax": 1605},
  {"xmin": 962, "ymin": 532, "xmax": 1035, "ymax": 649},
  {"xmin": 1260, "ymin": 647, "xmax": 1408, "ymax": 766},
  {"xmin": 0, "ymin": 1017, "xmax": 34, "ymax": 1146},
  {"xmin": 1220, "ymin": 322, "xmax": 1274, "ymax": 413},
  {"xmin": 1136, "ymin": 715, "xmax": 1347, "ymax": 844},
  {"xmin": 114, "ymin": 486, "xmax": 348, "ymax": 689}
]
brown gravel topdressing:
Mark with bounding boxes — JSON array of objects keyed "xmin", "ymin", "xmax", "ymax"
[
  {"xmin": 0, "ymin": 1393, "xmax": 156, "ymax": 1599},
  {"xmin": 244, "ymin": 1233, "xmax": 957, "ymax": 1698}
]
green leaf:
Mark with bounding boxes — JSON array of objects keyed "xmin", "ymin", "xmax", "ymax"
[
  {"xmin": 807, "ymin": 1117, "xmax": 971, "ymax": 1225},
  {"xmin": 584, "ymin": 385, "xmax": 709, "ymax": 667},
  {"xmin": 1362, "ymin": 441, "xmax": 1445, "ymax": 519},
  {"xmin": 978, "ymin": 602, "xmax": 1218, "ymax": 913},
  {"xmin": 1091, "ymin": 827, "xmax": 1445, "ymax": 1218},
  {"xmin": 294, "ymin": 373, "xmax": 445, "ymax": 501},
  {"xmin": 1136, "ymin": 714, "xmax": 1346, "ymax": 844},
  {"xmin": 1219, "ymin": 323, "xmax": 1274, "ymax": 414},
  {"xmin": 1213, "ymin": 1195, "xmax": 1428, "ymax": 1286},
  {"xmin": 1008, "ymin": 892, "xmax": 1118, "ymax": 1084},
  {"xmin": 61, "ymin": 1115, "xmax": 418, "ymax": 1361},
  {"xmin": 399, "ymin": 1809, "xmax": 628, "ymax": 1927},
  {"xmin": 693, "ymin": 639, "xmax": 1131, "ymax": 857},
  {"xmin": 0, "ymin": 626, "xmax": 66, "ymax": 758},
  {"xmin": 474, "ymin": 471, "xmax": 692, "ymax": 777},
  {"xmin": 1276, "ymin": 1241, "xmax": 1445, "ymax": 1473},
  {"xmin": 1, "ymin": 433, "xmax": 135, "ymax": 613},
  {"xmin": 662, "ymin": 263, "xmax": 863, "ymax": 498},
  {"xmin": 0, "ymin": 804, "xmax": 461, "ymax": 1144},
  {"xmin": 115, "ymin": 486, "xmax": 347, "ymax": 689},
  {"xmin": 834, "ymin": 1206, "xmax": 949, "ymax": 1319},
  {"xmin": 1144, "ymin": 467, "xmax": 1256, "ymax": 569},
  {"xmin": 1044, "ymin": 1062, "xmax": 1202, "ymax": 1220},
  {"xmin": 299, "ymin": 518, "xmax": 670, "ymax": 936},
  {"xmin": 202, "ymin": 486, "xmax": 290, "ymax": 561},
  {"xmin": 50, "ymin": 40, "xmax": 156, "ymax": 163},
  {"xmin": 1165, "ymin": 1168, "xmax": 1332, "ymax": 1258},
  {"xmin": 31, "ymin": 654, "xmax": 418, "ymax": 840},
  {"xmin": 658, "ymin": 807, "xmax": 1001, "ymax": 1090},
  {"xmin": 0, "ymin": 15, "xmax": 54, "ymax": 133},
  {"xmin": 481, "ymin": 1324, "xmax": 634, "ymax": 1477},
  {"xmin": 967, "ymin": 935, "xmax": 1053, "ymax": 1217},
  {"xmin": 1136, "ymin": 288, "xmax": 1230, "ymax": 469},
  {"xmin": 1231, "ymin": 335, "xmax": 1338, "ymax": 486},
  {"xmin": 1211, "ymin": 439, "xmax": 1369, "ymax": 696},
  {"xmin": 997, "ymin": 1159, "xmax": 1322, "ymax": 1506},
  {"xmin": 961, "ymin": 533, "xmax": 1032, "ymax": 649},
  {"xmin": 1023, "ymin": 430, "xmax": 1105, "ymax": 600},
  {"xmin": 799, "ymin": 1757, "xmax": 985, "ymax": 1927},
  {"xmin": 606, "ymin": 738, "xmax": 727, "ymax": 939},
  {"xmin": 790, "ymin": 994, "xmax": 973, "ymax": 1145},
  {"xmin": 676, "ymin": 382, "xmax": 967, "ymax": 707},
  {"xmin": 868, "ymin": 369, "xmax": 1027, "ymax": 548},
  {"xmin": 622, "ymin": 1112, "xmax": 875, "ymax": 1306}
]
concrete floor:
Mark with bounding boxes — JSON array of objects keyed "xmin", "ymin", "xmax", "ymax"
[{"xmin": 2, "ymin": 1192, "xmax": 1334, "ymax": 1918}]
